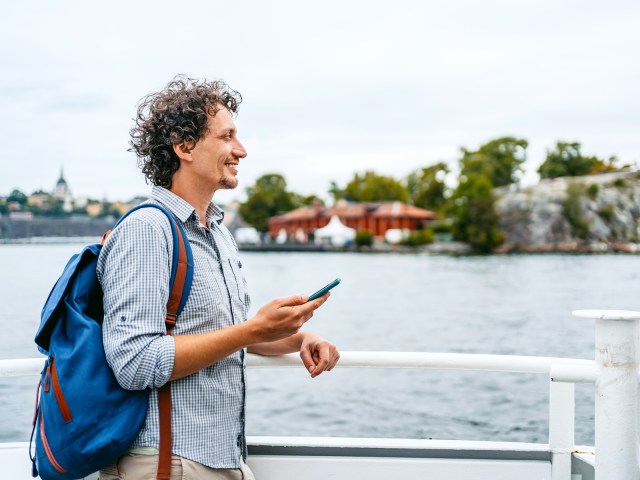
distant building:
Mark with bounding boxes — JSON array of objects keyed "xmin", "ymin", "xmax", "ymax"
[
  {"xmin": 27, "ymin": 190, "xmax": 52, "ymax": 209},
  {"xmin": 111, "ymin": 197, "xmax": 146, "ymax": 216},
  {"xmin": 52, "ymin": 168, "xmax": 73, "ymax": 212},
  {"xmin": 268, "ymin": 200, "xmax": 436, "ymax": 240}
]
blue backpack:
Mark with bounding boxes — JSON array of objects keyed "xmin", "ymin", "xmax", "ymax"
[{"xmin": 30, "ymin": 204, "xmax": 194, "ymax": 480}]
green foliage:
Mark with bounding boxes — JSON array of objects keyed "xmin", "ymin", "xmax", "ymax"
[
  {"xmin": 613, "ymin": 178, "xmax": 626, "ymax": 188},
  {"xmin": 400, "ymin": 228, "xmax": 435, "ymax": 246},
  {"xmin": 337, "ymin": 171, "xmax": 409, "ymax": 203},
  {"xmin": 328, "ymin": 181, "xmax": 343, "ymax": 202},
  {"xmin": 354, "ymin": 229, "xmax": 374, "ymax": 247},
  {"xmin": 586, "ymin": 184, "xmax": 599, "ymax": 200},
  {"xmin": 592, "ymin": 155, "xmax": 628, "ymax": 174},
  {"xmin": 7, "ymin": 189, "xmax": 28, "ymax": 205},
  {"xmin": 406, "ymin": 162, "xmax": 449, "ymax": 211},
  {"xmin": 449, "ymin": 173, "xmax": 504, "ymax": 253},
  {"xmin": 96, "ymin": 201, "xmax": 118, "ymax": 218},
  {"xmin": 597, "ymin": 204, "xmax": 614, "ymax": 223},
  {"xmin": 430, "ymin": 221, "xmax": 453, "ymax": 234},
  {"xmin": 293, "ymin": 194, "xmax": 325, "ymax": 207},
  {"xmin": 460, "ymin": 137, "xmax": 528, "ymax": 187},
  {"xmin": 239, "ymin": 173, "xmax": 299, "ymax": 232},
  {"xmin": 538, "ymin": 142, "xmax": 601, "ymax": 179},
  {"xmin": 563, "ymin": 184, "xmax": 589, "ymax": 239}
]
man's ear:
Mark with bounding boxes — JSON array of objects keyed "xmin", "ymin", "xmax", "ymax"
[{"xmin": 173, "ymin": 142, "xmax": 194, "ymax": 162}]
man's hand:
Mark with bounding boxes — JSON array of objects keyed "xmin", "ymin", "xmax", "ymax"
[
  {"xmin": 299, "ymin": 332, "xmax": 340, "ymax": 378},
  {"xmin": 245, "ymin": 294, "xmax": 330, "ymax": 344}
]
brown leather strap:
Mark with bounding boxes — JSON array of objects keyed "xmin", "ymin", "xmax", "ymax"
[
  {"xmin": 101, "ymin": 230, "xmax": 112, "ymax": 245},
  {"xmin": 156, "ymin": 358, "xmax": 173, "ymax": 480},
  {"xmin": 156, "ymin": 221, "xmax": 189, "ymax": 480},
  {"xmin": 165, "ymin": 222, "xmax": 189, "ymax": 329}
]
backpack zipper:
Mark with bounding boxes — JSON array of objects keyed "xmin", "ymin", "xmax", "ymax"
[
  {"xmin": 49, "ymin": 356, "xmax": 73, "ymax": 422},
  {"xmin": 39, "ymin": 411, "xmax": 67, "ymax": 474}
]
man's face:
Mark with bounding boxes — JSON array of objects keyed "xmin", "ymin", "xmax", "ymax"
[{"xmin": 189, "ymin": 107, "xmax": 247, "ymax": 192}]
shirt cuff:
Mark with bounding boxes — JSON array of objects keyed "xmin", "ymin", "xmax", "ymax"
[{"xmin": 154, "ymin": 335, "xmax": 176, "ymax": 388}]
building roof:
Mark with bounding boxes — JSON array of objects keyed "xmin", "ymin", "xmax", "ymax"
[
  {"xmin": 269, "ymin": 206, "xmax": 323, "ymax": 224},
  {"xmin": 269, "ymin": 201, "xmax": 435, "ymax": 225},
  {"xmin": 371, "ymin": 202, "xmax": 436, "ymax": 219}
]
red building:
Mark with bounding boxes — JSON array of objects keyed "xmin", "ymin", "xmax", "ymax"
[{"xmin": 268, "ymin": 201, "xmax": 436, "ymax": 238}]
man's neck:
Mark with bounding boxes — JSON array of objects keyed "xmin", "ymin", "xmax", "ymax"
[{"xmin": 169, "ymin": 182, "xmax": 216, "ymax": 226}]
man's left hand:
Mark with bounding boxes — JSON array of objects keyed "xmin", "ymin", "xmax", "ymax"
[{"xmin": 299, "ymin": 333, "xmax": 340, "ymax": 378}]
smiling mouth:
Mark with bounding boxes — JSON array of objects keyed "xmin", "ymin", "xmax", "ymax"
[{"xmin": 225, "ymin": 163, "xmax": 238, "ymax": 173}]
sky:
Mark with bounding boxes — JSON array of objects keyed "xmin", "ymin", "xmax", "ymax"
[{"xmin": 1, "ymin": 0, "xmax": 638, "ymax": 204}]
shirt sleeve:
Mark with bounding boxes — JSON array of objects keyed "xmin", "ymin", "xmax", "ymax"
[{"xmin": 97, "ymin": 213, "xmax": 176, "ymax": 390}]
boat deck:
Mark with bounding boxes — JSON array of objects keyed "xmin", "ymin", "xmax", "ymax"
[{"xmin": 1, "ymin": 437, "xmax": 595, "ymax": 480}]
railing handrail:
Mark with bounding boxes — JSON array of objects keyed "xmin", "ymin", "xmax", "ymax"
[{"xmin": 0, "ymin": 351, "xmax": 595, "ymax": 378}]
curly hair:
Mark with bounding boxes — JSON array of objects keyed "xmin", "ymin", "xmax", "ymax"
[{"xmin": 129, "ymin": 75, "xmax": 242, "ymax": 188}]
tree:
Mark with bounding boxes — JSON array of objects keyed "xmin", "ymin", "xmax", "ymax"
[
  {"xmin": 292, "ymin": 194, "xmax": 325, "ymax": 207},
  {"xmin": 537, "ymin": 141, "xmax": 601, "ymax": 179},
  {"xmin": 340, "ymin": 171, "xmax": 409, "ymax": 202},
  {"xmin": 328, "ymin": 181, "xmax": 344, "ymax": 202},
  {"xmin": 7, "ymin": 189, "xmax": 28, "ymax": 205},
  {"xmin": 406, "ymin": 162, "xmax": 449, "ymax": 211},
  {"xmin": 449, "ymin": 173, "xmax": 504, "ymax": 253},
  {"xmin": 239, "ymin": 173, "xmax": 299, "ymax": 232},
  {"xmin": 460, "ymin": 137, "xmax": 528, "ymax": 187}
]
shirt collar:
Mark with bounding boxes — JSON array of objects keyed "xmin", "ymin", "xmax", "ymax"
[{"xmin": 151, "ymin": 186, "xmax": 225, "ymax": 226}]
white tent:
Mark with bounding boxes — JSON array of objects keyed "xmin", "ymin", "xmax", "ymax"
[
  {"xmin": 233, "ymin": 227, "xmax": 261, "ymax": 245},
  {"xmin": 276, "ymin": 228, "xmax": 288, "ymax": 244},
  {"xmin": 314, "ymin": 215, "xmax": 356, "ymax": 247}
]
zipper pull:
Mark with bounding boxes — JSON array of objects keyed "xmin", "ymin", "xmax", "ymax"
[{"xmin": 44, "ymin": 360, "xmax": 51, "ymax": 393}]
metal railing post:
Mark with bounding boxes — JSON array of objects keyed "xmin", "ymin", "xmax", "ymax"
[
  {"xmin": 573, "ymin": 309, "xmax": 640, "ymax": 480},
  {"xmin": 549, "ymin": 380, "xmax": 575, "ymax": 480}
]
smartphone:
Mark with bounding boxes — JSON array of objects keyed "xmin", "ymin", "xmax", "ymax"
[{"xmin": 307, "ymin": 278, "xmax": 341, "ymax": 302}]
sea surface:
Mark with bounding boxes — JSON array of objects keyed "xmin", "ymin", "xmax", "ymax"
[{"xmin": 2, "ymin": 243, "xmax": 639, "ymax": 446}]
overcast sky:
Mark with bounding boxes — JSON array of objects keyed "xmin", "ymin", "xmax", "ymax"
[{"xmin": 1, "ymin": 0, "xmax": 638, "ymax": 204}]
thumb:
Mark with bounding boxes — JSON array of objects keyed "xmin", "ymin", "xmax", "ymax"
[
  {"xmin": 300, "ymin": 347, "xmax": 316, "ymax": 374},
  {"xmin": 277, "ymin": 294, "xmax": 308, "ymax": 307}
]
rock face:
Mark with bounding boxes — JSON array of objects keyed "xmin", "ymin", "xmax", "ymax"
[{"xmin": 494, "ymin": 171, "xmax": 640, "ymax": 252}]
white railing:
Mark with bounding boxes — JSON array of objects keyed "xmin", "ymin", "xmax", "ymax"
[{"xmin": 1, "ymin": 309, "xmax": 638, "ymax": 480}]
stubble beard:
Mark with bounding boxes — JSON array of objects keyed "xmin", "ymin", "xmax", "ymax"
[{"xmin": 218, "ymin": 175, "xmax": 238, "ymax": 190}]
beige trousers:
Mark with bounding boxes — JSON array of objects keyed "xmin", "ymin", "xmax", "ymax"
[{"xmin": 99, "ymin": 453, "xmax": 256, "ymax": 480}]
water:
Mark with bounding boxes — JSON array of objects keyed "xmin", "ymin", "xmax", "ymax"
[{"xmin": 2, "ymin": 244, "xmax": 639, "ymax": 446}]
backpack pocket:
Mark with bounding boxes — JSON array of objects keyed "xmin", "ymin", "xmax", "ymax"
[
  {"xmin": 38, "ymin": 409, "xmax": 68, "ymax": 475},
  {"xmin": 45, "ymin": 356, "xmax": 73, "ymax": 423}
]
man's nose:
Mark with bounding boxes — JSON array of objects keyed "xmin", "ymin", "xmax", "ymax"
[{"xmin": 232, "ymin": 140, "xmax": 247, "ymax": 158}]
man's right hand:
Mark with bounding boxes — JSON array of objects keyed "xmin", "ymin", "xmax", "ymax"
[{"xmin": 245, "ymin": 293, "xmax": 330, "ymax": 344}]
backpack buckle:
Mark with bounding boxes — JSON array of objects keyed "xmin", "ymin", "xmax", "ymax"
[{"xmin": 165, "ymin": 313, "xmax": 177, "ymax": 329}]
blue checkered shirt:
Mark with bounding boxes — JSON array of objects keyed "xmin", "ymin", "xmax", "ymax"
[{"xmin": 97, "ymin": 186, "xmax": 251, "ymax": 469}]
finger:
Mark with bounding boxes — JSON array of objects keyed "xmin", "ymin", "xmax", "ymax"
[
  {"xmin": 276, "ymin": 295, "xmax": 308, "ymax": 307},
  {"xmin": 299, "ymin": 292, "xmax": 330, "ymax": 314},
  {"xmin": 310, "ymin": 344, "xmax": 331, "ymax": 377},
  {"xmin": 299, "ymin": 348, "xmax": 316, "ymax": 375}
]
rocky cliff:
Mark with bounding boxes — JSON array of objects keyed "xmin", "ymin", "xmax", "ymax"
[{"xmin": 494, "ymin": 171, "xmax": 640, "ymax": 253}]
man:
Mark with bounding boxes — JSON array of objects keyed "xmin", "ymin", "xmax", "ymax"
[{"xmin": 97, "ymin": 76, "xmax": 340, "ymax": 480}]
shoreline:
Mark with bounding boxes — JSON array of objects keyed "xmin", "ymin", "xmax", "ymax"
[{"xmin": 2, "ymin": 235, "xmax": 637, "ymax": 255}]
